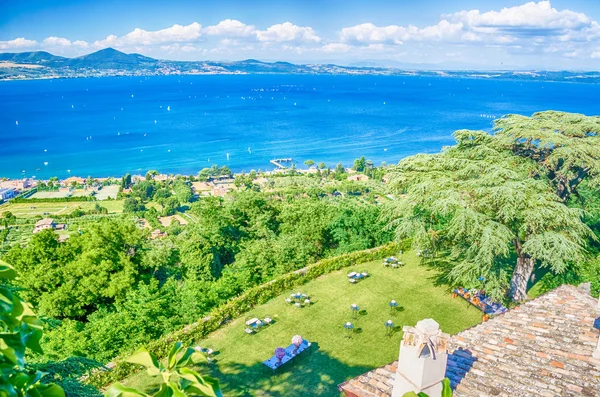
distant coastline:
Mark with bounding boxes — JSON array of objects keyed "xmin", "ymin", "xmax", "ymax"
[{"xmin": 2, "ymin": 48, "xmax": 600, "ymax": 83}]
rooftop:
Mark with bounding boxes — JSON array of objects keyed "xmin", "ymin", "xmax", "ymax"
[
  {"xmin": 339, "ymin": 285, "xmax": 600, "ymax": 397},
  {"xmin": 35, "ymin": 218, "xmax": 55, "ymax": 227}
]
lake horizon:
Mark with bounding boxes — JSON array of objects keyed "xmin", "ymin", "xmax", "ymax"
[{"xmin": 2, "ymin": 74, "xmax": 599, "ymax": 179}]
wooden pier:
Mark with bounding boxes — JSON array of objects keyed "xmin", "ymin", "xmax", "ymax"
[{"xmin": 270, "ymin": 158, "xmax": 293, "ymax": 169}]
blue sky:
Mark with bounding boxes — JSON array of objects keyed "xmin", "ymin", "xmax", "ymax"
[{"xmin": 1, "ymin": 0, "xmax": 600, "ymax": 69}]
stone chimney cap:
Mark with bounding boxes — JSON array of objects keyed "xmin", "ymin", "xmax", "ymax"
[{"xmin": 415, "ymin": 318, "xmax": 440, "ymax": 334}]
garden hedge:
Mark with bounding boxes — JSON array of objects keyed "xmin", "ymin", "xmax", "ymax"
[
  {"xmin": 86, "ymin": 241, "xmax": 405, "ymax": 387},
  {"xmin": 10, "ymin": 196, "xmax": 96, "ymax": 203}
]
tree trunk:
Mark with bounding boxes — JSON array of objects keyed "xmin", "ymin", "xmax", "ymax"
[{"xmin": 509, "ymin": 256, "xmax": 535, "ymax": 301}]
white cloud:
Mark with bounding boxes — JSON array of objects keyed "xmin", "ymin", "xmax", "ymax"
[
  {"xmin": 42, "ymin": 37, "xmax": 72, "ymax": 47},
  {"xmin": 341, "ymin": 23, "xmax": 406, "ymax": 44},
  {"xmin": 73, "ymin": 40, "xmax": 89, "ymax": 48},
  {"xmin": 0, "ymin": 37, "xmax": 38, "ymax": 50},
  {"xmin": 204, "ymin": 19, "xmax": 256, "ymax": 37},
  {"xmin": 446, "ymin": 1, "xmax": 591, "ymax": 35},
  {"xmin": 341, "ymin": 20, "xmax": 466, "ymax": 44},
  {"xmin": 94, "ymin": 22, "xmax": 202, "ymax": 48},
  {"xmin": 257, "ymin": 22, "xmax": 321, "ymax": 43},
  {"xmin": 320, "ymin": 43, "xmax": 352, "ymax": 53},
  {"xmin": 590, "ymin": 51, "xmax": 600, "ymax": 59},
  {"xmin": 339, "ymin": 0, "xmax": 600, "ymax": 56}
]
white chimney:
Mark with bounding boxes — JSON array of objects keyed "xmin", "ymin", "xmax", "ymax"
[{"xmin": 392, "ymin": 319, "xmax": 450, "ymax": 397}]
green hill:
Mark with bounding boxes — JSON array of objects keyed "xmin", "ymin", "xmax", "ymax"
[
  {"xmin": 0, "ymin": 51, "xmax": 67, "ymax": 64},
  {"xmin": 69, "ymin": 47, "xmax": 157, "ymax": 69}
]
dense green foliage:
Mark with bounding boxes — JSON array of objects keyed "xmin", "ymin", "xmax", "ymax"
[
  {"xmin": 385, "ymin": 111, "xmax": 600, "ymax": 301},
  {"xmin": 494, "ymin": 111, "xmax": 600, "ymax": 201},
  {"xmin": 197, "ymin": 165, "xmax": 232, "ymax": 181},
  {"xmin": 3, "ymin": 182, "xmax": 391, "ymax": 367},
  {"xmin": 0, "ymin": 260, "xmax": 65, "ymax": 397}
]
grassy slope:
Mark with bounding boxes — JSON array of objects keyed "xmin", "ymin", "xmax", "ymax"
[
  {"xmin": 124, "ymin": 251, "xmax": 482, "ymax": 397},
  {"xmin": 0, "ymin": 200, "xmax": 124, "ymax": 218}
]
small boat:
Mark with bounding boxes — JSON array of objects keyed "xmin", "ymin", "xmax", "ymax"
[
  {"xmin": 44, "ymin": 149, "xmax": 47, "ymax": 152},
  {"xmin": 44, "ymin": 162, "xmax": 48, "ymax": 166},
  {"xmin": 15, "ymin": 120, "xmax": 18, "ymax": 126},
  {"xmin": 167, "ymin": 106, "xmax": 171, "ymax": 111},
  {"xmin": 154, "ymin": 120, "xmax": 157, "ymax": 124},
  {"xmin": 36, "ymin": 168, "xmax": 41, "ymax": 171}
]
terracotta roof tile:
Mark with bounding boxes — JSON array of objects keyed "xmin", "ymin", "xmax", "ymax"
[{"xmin": 338, "ymin": 285, "xmax": 600, "ymax": 397}]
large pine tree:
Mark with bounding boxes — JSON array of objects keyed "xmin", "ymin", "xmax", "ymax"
[
  {"xmin": 494, "ymin": 111, "xmax": 600, "ymax": 202},
  {"xmin": 385, "ymin": 127, "xmax": 594, "ymax": 301}
]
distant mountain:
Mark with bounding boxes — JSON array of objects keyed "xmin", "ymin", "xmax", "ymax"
[
  {"xmin": 69, "ymin": 48, "xmax": 157, "ymax": 69},
  {"xmin": 0, "ymin": 48, "xmax": 157, "ymax": 70},
  {"xmin": 0, "ymin": 51, "xmax": 67, "ymax": 65},
  {"xmin": 1, "ymin": 48, "xmax": 599, "ymax": 82}
]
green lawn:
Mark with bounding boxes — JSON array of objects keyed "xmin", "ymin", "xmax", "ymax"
[
  {"xmin": 123, "ymin": 251, "xmax": 482, "ymax": 397},
  {"xmin": 0, "ymin": 200, "xmax": 124, "ymax": 218}
]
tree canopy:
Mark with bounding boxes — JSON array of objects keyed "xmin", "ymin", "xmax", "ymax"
[
  {"xmin": 493, "ymin": 111, "xmax": 600, "ymax": 201},
  {"xmin": 385, "ymin": 127, "xmax": 595, "ymax": 301}
]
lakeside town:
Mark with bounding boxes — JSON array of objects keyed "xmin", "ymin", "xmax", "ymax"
[{"xmin": 0, "ymin": 159, "xmax": 384, "ymax": 245}]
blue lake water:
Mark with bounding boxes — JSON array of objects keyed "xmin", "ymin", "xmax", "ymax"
[{"xmin": 1, "ymin": 75, "xmax": 599, "ymax": 179}]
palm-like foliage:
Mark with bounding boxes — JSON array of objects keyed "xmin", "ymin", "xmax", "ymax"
[
  {"xmin": 0, "ymin": 260, "xmax": 65, "ymax": 397},
  {"xmin": 106, "ymin": 342, "xmax": 222, "ymax": 397},
  {"xmin": 384, "ymin": 129, "xmax": 594, "ymax": 301},
  {"xmin": 494, "ymin": 111, "xmax": 600, "ymax": 201}
]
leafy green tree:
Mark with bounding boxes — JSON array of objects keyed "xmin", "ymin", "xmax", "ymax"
[
  {"xmin": 6, "ymin": 219, "xmax": 149, "ymax": 319},
  {"xmin": 145, "ymin": 170, "xmax": 159, "ymax": 181},
  {"xmin": 174, "ymin": 181, "xmax": 193, "ymax": 204},
  {"xmin": 154, "ymin": 188, "xmax": 171, "ymax": 200},
  {"xmin": 353, "ymin": 156, "xmax": 366, "ymax": 172},
  {"xmin": 123, "ymin": 198, "xmax": 145, "ymax": 213},
  {"xmin": 160, "ymin": 196, "xmax": 180, "ymax": 216},
  {"xmin": 0, "ymin": 260, "xmax": 65, "ymax": 397},
  {"xmin": 86, "ymin": 176, "xmax": 95, "ymax": 186},
  {"xmin": 493, "ymin": 111, "xmax": 600, "ymax": 202},
  {"xmin": 317, "ymin": 162, "xmax": 326, "ymax": 169},
  {"xmin": 219, "ymin": 166, "xmax": 232, "ymax": 177},
  {"xmin": 132, "ymin": 181, "xmax": 156, "ymax": 201},
  {"xmin": 385, "ymin": 130, "xmax": 594, "ymax": 301},
  {"xmin": 121, "ymin": 173, "xmax": 132, "ymax": 189},
  {"xmin": 334, "ymin": 162, "xmax": 345, "ymax": 174},
  {"xmin": 106, "ymin": 342, "xmax": 222, "ymax": 397},
  {"xmin": 304, "ymin": 159, "xmax": 315, "ymax": 167}
]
